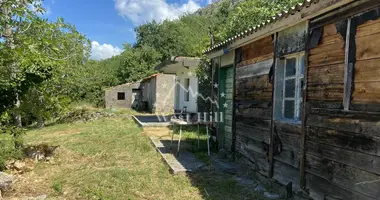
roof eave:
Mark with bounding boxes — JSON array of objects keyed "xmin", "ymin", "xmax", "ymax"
[{"xmin": 203, "ymin": 0, "xmax": 355, "ymax": 55}]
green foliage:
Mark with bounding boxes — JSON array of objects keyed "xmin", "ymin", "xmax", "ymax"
[
  {"xmin": 134, "ymin": 15, "xmax": 210, "ymax": 61},
  {"xmin": 196, "ymin": 57, "xmax": 212, "ymax": 112},
  {"xmin": 14, "ymin": 17, "xmax": 90, "ymax": 125},
  {"xmin": 0, "ymin": 125, "xmax": 26, "ymax": 170},
  {"xmin": 117, "ymin": 45, "xmax": 161, "ymax": 83},
  {"xmin": 0, "ymin": 0, "xmax": 306, "ymax": 127},
  {"xmin": 217, "ymin": 0, "xmax": 304, "ymax": 41},
  {"xmin": 52, "ymin": 179, "xmax": 63, "ymax": 194}
]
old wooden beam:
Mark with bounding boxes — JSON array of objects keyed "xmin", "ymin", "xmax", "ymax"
[
  {"xmin": 343, "ymin": 18, "xmax": 353, "ymax": 111},
  {"xmin": 269, "ymin": 33, "xmax": 278, "ymax": 178},
  {"xmin": 231, "ymin": 49, "xmax": 238, "ymax": 156},
  {"xmin": 310, "ymin": 0, "xmax": 380, "ymax": 29},
  {"xmin": 300, "ymin": 21, "xmax": 310, "ymax": 189}
]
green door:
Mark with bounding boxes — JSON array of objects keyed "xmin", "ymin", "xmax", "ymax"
[{"xmin": 218, "ymin": 66, "xmax": 234, "ymax": 151}]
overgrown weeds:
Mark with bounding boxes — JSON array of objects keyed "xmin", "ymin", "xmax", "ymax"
[{"xmin": 0, "ymin": 126, "xmax": 26, "ymax": 171}]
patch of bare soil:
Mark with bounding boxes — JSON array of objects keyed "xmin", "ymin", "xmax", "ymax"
[
  {"xmin": 142, "ymin": 127, "xmax": 172, "ymax": 139},
  {"xmin": 3, "ymin": 145, "xmax": 63, "ymax": 199}
]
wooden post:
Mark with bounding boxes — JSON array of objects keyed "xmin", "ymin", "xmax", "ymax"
[
  {"xmin": 269, "ymin": 33, "xmax": 278, "ymax": 178},
  {"xmin": 231, "ymin": 49, "xmax": 238, "ymax": 156},
  {"xmin": 343, "ymin": 18, "xmax": 353, "ymax": 111},
  {"xmin": 300, "ymin": 22, "xmax": 310, "ymax": 189}
]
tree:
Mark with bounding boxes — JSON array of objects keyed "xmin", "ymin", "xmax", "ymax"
[
  {"xmin": 0, "ymin": 0, "xmax": 90, "ymax": 127},
  {"xmin": 15, "ymin": 17, "xmax": 90, "ymax": 126},
  {"xmin": 117, "ymin": 44, "xmax": 161, "ymax": 83},
  {"xmin": 0, "ymin": 0, "xmax": 42, "ymax": 127}
]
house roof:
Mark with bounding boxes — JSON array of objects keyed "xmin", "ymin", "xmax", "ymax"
[
  {"xmin": 155, "ymin": 56, "xmax": 201, "ymax": 73},
  {"xmin": 104, "ymin": 82, "xmax": 140, "ymax": 91},
  {"xmin": 141, "ymin": 73, "xmax": 160, "ymax": 82},
  {"xmin": 104, "ymin": 74, "xmax": 160, "ymax": 91},
  {"xmin": 203, "ymin": 0, "xmax": 348, "ymax": 54}
]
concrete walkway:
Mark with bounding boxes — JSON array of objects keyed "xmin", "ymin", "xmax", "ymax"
[{"xmin": 150, "ymin": 137, "xmax": 205, "ymax": 174}]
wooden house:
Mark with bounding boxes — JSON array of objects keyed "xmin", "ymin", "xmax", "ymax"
[{"xmin": 204, "ymin": 0, "xmax": 380, "ymax": 199}]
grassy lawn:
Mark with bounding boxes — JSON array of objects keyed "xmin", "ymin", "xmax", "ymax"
[{"xmin": 3, "ymin": 115, "xmax": 269, "ymax": 200}]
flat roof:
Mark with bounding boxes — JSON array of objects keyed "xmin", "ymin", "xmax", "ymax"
[{"xmin": 155, "ymin": 56, "xmax": 201, "ymax": 73}]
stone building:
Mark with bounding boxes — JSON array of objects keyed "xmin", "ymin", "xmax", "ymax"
[{"xmin": 105, "ymin": 73, "xmax": 175, "ymax": 113}]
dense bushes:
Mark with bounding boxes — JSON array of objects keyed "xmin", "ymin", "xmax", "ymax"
[{"xmin": 0, "ymin": 127, "xmax": 26, "ymax": 171}]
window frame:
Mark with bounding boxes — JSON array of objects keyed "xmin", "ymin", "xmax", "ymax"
[
  {"xmin": 280, "ymin": 52, "xmax": 305, "ymax": 122},
  {"xmin": 117, "ymin": 92, "xmax": 126, "ymax": 100}
]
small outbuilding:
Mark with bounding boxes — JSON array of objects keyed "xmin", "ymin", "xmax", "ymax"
[
  {"xmin": 105, "ymin": 73, "xmax": 175, "ymax": 113},
  {"xmin": 105, "ymin": 82, "xmax": 141, "ymax": 110},
  {"xmin": 155, "ymin": 56, "xmax": 201, "ymax": 114}
]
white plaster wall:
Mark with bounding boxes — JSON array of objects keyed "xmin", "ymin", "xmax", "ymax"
[{"xmin": 174, "ymin": 68, "xmax": 198, "ymax": 113}]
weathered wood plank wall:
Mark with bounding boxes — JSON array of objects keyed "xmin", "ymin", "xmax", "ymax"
[
  {"xmin": 235, "ymin": 36, "xmax": 273, "ymax": 177},
  {"xmin": 272, "ymin": 22, "xmax": 308, "ymax": 192},
  {"xmin": 305, "ymin": 9, "xmax": 380, "ymax": 199},
  {"xmin": 353, "ymin": 18, "xmax": 380, "ymax": 105},
  {"xmin": 214, "ymin": 3, "xmax": 380, "ymax": 200},
  {"xmin": 308, "ymin": 23, "xmax": 346, "ymax": 105},
  {"xmin": 224, "ymin": 67, "xmax": 234, "ymax": 151}
]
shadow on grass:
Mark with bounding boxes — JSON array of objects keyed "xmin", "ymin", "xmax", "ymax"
[
  {"xmin": 154, "ymin": 126, "xmax": 273, "ymax": 200},
  {"xmin": 185, "ymin": 171, "xmax": 270, "ymax": 200}
]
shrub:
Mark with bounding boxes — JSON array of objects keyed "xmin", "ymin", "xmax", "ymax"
[{"xmin": 0, "ymin": 127, "xmax": 26, "ymax": 171}]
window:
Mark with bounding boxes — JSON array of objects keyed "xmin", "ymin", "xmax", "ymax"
[
  {"xmin": 117, "ymin": 92, "xmax": 125, "ymax": 100},
  {"xmin": 184, "ymin": 78, "xmax": 190, "ymax": 102},
  {"xmin": 275, "ymin": 53, "xmax": 305, "ymax": 122}
]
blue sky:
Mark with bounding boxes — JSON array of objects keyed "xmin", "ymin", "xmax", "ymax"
[{"xmin": 42, "ymin": 0, "xmax": 213, "ymax": 60}]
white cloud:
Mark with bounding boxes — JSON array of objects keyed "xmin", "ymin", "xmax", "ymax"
[
  {"xmin": 114, "ymin": 0, "xmax": 201, "ymax": 25},
  {"xmin": 90, "ymin": 41, "xmax": 123, "ymax": 60}
]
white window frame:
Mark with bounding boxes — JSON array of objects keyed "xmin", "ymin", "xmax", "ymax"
[{"xmin": 281, "ymin": 52, "xmax": 304, "ymax": 122}]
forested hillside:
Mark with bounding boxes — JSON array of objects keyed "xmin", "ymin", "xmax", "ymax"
[
  {"xmin": 0, "ymin": 0, "xmax": 302, "ymax": 165},
  {"xmin": 87, "ymin": 0, "xmax": 303, "ymax": 103}
]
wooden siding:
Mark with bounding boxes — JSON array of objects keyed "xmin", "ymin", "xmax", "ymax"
[
  {"xmin": 273, "ymin": 122, "xmax": 302, "ymax": 191},
  {"xmin": 235, "ymin": 35, "xmax": 274, "ymax": 177},
  {"xmin": 224, "ymin": 67, "xmax": 234, "ymax": 151},
  {"xmin": 277, "ymin": 21, "xmax": 307, "ymax": 56},
  {"xmin": 239, "ymin": 36, "xmax": 274, "ymax": 67},
  {"xmin": 271, "ymin": 23, "xmax": 307, "ymax": 192},
  {"xmin": 212, "ymin": 4, "xmax": 380, "ymax": 200},
  {"xmin": 308, "ymin": 23, "xmax": 345, "ymax": 104},
  {"xmin": 353, "ymin": 18, "xmax": 380, "ymax": 104},
  {"xmin": 305, "ymin": 109, "xmax": 380, "ymax": 200},
  {"xmin": 304, "ymin": 10, "xmax": 380, "ymax": 199}
]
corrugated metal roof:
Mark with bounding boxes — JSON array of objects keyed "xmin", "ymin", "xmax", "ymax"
[{"xmin": 203, "ymin": 0, "xmax": 320, "ymax": 54}]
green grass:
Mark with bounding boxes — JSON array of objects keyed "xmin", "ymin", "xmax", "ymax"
[
  {"xmin": 171, "ymin": 125, "xmax": 212, "ymax": 164},
  {"xmin": 4, "ymin": 114, "xmax": 269, "ymax": 200},
  {"xmin": 0, "ymin": 134, "xmax": 24, "ymax": 171}
]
